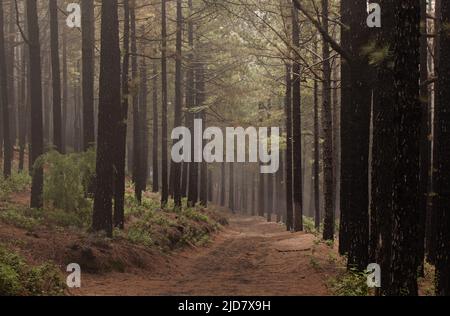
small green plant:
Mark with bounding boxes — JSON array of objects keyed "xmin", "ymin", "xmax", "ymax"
[
  {"xmin": 329, "ymin": 269, "xmax": 369, "ymax": 296},
  {"xmin": 0, "ymin": 172, "xmax": 31, "ymax": 201},
  {"xmin": 303, "ymin": 216, "xmax": 317, "ymax": 234},
  {"xmin": 0, "ymin": 208, "xmax": 41, "ymax": 231},
  {"xmin": 182, "ymin": 208, "xmax": 210, "ymax": 223},
  {"xmin": 126, "ymin": 225, "xmax": 154, "ymax": 247},
  {"xmin": 32, "ymin": 149, "xmax": 95, "ymax": 229},
  {"xmin": 0, "ymin": 245, "xmax": 65, "ymax": 296}
]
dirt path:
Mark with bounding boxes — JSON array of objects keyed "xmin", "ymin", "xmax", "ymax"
[{"xmin": 73, "ymin": 214, "xmax": 342, "ymax": 296}]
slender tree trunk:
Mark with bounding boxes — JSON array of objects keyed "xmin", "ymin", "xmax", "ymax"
[
  {"xmin": 197, "ymin": 60, "xmax": 207, "ymax": 207},
  {"xmin": 427, "ymin": 0, "xmax": 440, "ymax": 264},
  {"xmin": 187, "ymin": 0, "xmax": 198, "ymax": 207},
  {"xmin": 93, "ymin": 0, "xmax": 121, "ymax": 237},
  {"xmin": 152, "ymin": 62, "xmax": 159, "ymax": 193},
  {"xmin": 229, "ymin": 163, "xmax": 234, "ymax": 212},
  {"xmin": 139, "ymin": 42, "xmax": 149, "ymax": 196},
  {"xmin": 114, "ymin": 0, "xmax": 130, "ymax": 229},
  {"xmin": 339, "ymin": 0, "xmax": 351, "ymax": 255},
  {"xmin": 130, "ymin": 0, "xmax": 141, "ymax": 203},
  {"xmin": 62, "ymin": 25, "xmax": 67, "ymax": 154},
  {"xmin": 417, "ymin": 0, "xmax": 429, "ymax": 278},
  {"xmin": 18, "ymin": 41, "xmax": 27, "ymax": 171},
  {"xmin": 26, "ymin": 0, "xmax": 43, "ymax": 208},
  {"xmin": 321, "ymin": 0, "xmax": 334, "ymax": 241},
  {"xmin": 0, "ymin": 0, "xmax": 12, "ymax": 178},
  {"xmin": 49, "ymin": 0, "xmax": 62, "ymax": 152},
  {"xmin": 171, "ymin": 0, "xmax": 183, "ymax": 208},
  {"xmin": 284, "ymin": 63, "xmax": 293, "ymax": 230},
  {"xmin": 313, "ymin": 68, "xmax": 320, "ymax": 230},
  {"xmin": 292, "ymin": 7, "xmax": 303, "ymax": 231},
  {"xmin": 266, "ymin": 104, "xmax": 273, "ymax": 221},
  {"xmin": 81, "ymin": 0, "xmax": 95, "ymax": 150},
  {"xmin": 7, "ymin": 0, "xmax": 16, "ymax": 151},
  {"xmin": 220, "ymin": 161, "xmax": 225, "ymax": 206},
  {"xmin": 160, "ymin": 0, "xmax": 169, "ymax": 207}
]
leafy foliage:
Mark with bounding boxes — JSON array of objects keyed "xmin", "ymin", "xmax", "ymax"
[
  {"xmin": 0, "ymin": 245, "xmax": 65, "ymax": 296},
  {"xmin": 119, "ymin": 192, "xmax": 224, "ymax": 250},
  {"xmin": 0, "ymin": 172, "xmax": 31, "ymax": 201},
  {"xmin": 34, "ymin": 149, "xmax": 95, "ymax": 227},
  {"xmin": 329, "ymin": 269, "xmax": 369, "ymax": 296}
]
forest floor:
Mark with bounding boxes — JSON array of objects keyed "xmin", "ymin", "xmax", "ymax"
[
  {"xmin": 72, "ymin": 214, "xmax": 342, "ymax": 296},
  {"xmin": 0, "ymin": 170, "xmax": 345, "ymax": 296},
  {"xmin": 0, "ymin": 182, "xmax": 436, "ymax": 296}
]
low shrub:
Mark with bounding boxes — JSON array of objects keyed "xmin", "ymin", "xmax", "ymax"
[
  {"xmin": 0, "ymin": 245, "xmax": 65, "ymax": 296},
  {"xmin": 329, "ymin": 269, "xmax": 369, "ymax": 296},
  {"xmin": 0, "ymin": 172, "xmax": 31, "ymax": 201}
]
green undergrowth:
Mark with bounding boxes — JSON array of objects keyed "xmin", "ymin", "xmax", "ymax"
[
  {"xmin": 329, "ymin": 268, "xmax": 370, "ymax": 296},
  {"xmin": 1, "ymin": 150, "xmax": 227, "ymax": 252},
  {"xmin": 0, "ymin": 172, "xmax": 31, "ymax": 201},
  {"xmin": 118, "ymin": 191, "xmax": 228, "ymax": 251},
  {"xmin": 0, "ymin": 245, "xmax": 65, "ymax": 296}
]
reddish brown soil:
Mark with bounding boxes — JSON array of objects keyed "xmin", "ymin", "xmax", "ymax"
[{"xmin": 73, "ymin": 215, "xmax": 342, "ymax": 296}]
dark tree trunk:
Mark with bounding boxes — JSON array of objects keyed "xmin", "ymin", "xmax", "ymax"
[
  {"xmin": 170, "ymin": 0, "xmax": 183, "ymax": 208},
  {"xmin": 130, "ymin": 1, "xmax": 141, "ymax": 202},
  {"xmin": 313, "ymin": 65, "xmax": 320, "ymax": 230},
  {"xmin": 187, "ymin": 0, "xmax": 198, "ymax": 207},
  {"xmin": 284, "ymin": 63, "xmax": 293, "ymax": 230},
  {"xmin": 426, "ymin": 0, "xmax": 440, "ymax": 264},
  {"xmin": 208, "ymin": 169, "xmax": 213, "ymax": 203},
  {"xmin": 344, "ymin": 0, "xmax": 371, "ymax": 270},
  {"xmin": 229, "ymin": 163, "xmax": 235, "ymax": 212},
  {"xmin": 138, "ymin": 44, "xmax": 149, "ymax": 196},
  {"xmin": 7, "ymin": 0, "xmax": 16, "ymax": 151},
  {"xmin": 371, "ymin": 0, "xmax": 395, "ymax": 294},
  {"xmin": 390, "ymin": 0, "xmax": 421, "ymax": 296},
  {"xmin": 249, "ymin": 171, "xmax": 254, "ymax": 216},
  {"xmin": 18, "ymin": 41, "xmax": 27, "ymax": 171},
  {"xmin": 152, "ymin": 62, "xmax": 159, "ymax": 193},
  {"xmin": 49, "ymin": 0, "xmax": 62, "ymax": 153},
  {"xmin": 81, "ymin": 0, "xmax": 95, "ymax": 150},
  {"xmin": 220, "ymin": 162, "xmax": 225, "ymax": 206},
  {"xmin": 276, "ymin": 150, "xmax": 284, "ymax": 222},
  {"xmin": 197, "ymin": 62, "xmax": 207, "ymax": 207},
  {"xmin": 417, "ymin": 0, "xmax": 429, "ymax": 278},
  {"xmin": 0, "ymin": 0, "xmax": 12, "ymax": 178},
  {"xmin": 321, "ymin": 0, "xmax": 334, "ymax": 241},
  {"xmin": 93, "ymin": 0, "xmax": 121, "ymax": 237},
  {"xmin": 62, "ymin": 26, "xmax": 67, "ymax": 154},
  {"xmin": 114, "ymin": 0, "xmax": 130, "ymax": 229},
  {"xmin": 26, "ymin": 0, "xmax": 44, "ymax": 208},
  {"xmin": 435, "ymin": 0, "xmax": 450, "ymax": 296},
  {"xmin": 181, "ymin": 162, "xmax": 188, "ymax": 198},
  {"xmin": 43, "ymin": 56, "xmax": 51, "ymax": 146},
  {"xmin": 258, "ymin": 102, "xmax": 265, "ymax": 217},
  {"xmin": 338, "ymin": 0, "xmax": 351, "ymax": 256},
  {"xmin": 160, "ymin": 0, "xmax": 169, "ymax": 207},
  {"xmin": 292, "ymin": 7, "xmax": 303, "ymax": 232},
  {"xmin": 266, "ymin": 105, "xmax": 273, "ymax": 221}
]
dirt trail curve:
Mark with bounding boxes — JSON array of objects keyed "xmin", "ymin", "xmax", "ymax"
[{"xmin": 74, "ymin": 214, "xmax": 341, "ymax": 296}]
